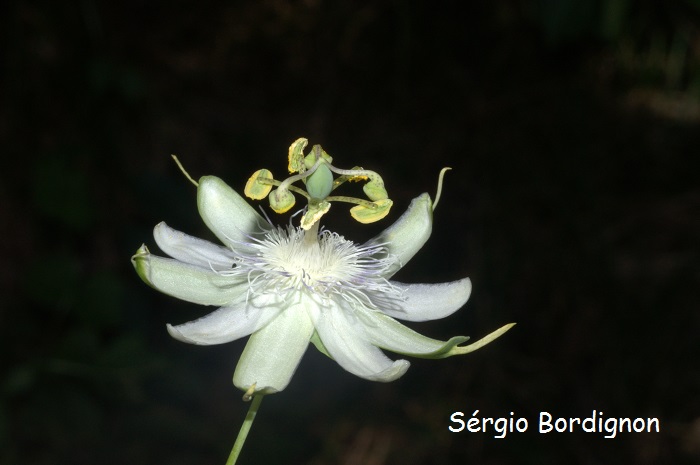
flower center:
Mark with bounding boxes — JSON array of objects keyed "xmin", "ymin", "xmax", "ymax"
[{"xmin": 226, "ymin": 226, "xmax": 401, "ymax": 308}]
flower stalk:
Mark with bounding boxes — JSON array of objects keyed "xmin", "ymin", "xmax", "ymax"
[{"xmin": 225, "ymin": 395, "xmax": 264, "ymax": 465}]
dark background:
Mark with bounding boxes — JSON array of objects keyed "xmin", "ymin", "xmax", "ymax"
[{"xmin": 2, "ymin": 1, "xmax": 699, "ymax": 464}]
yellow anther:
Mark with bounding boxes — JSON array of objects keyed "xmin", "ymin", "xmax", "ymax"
[
  {"xmin": 362, "ymin": 176, "xmax": 388, "ymax": 201},
  {"xmin": 301, "ymin": 200, "xmax": 331, "ymax": 230},
  {"xmin": 269, "ymin": 189, "xmax": 296, "ymax": 213},
  {"xmin": 251, "ymin": 138, "xmax": 397, "ymax": 228},
  {"xmin": 349, "ymin": 199, "xmax": 393, "ymax": 224},
  {"xmin": 288, "ymin": 138, "xmax": 308, "ymax": 174},
  {"xmin": 244, "ymin": 169, "xmax": 274, "ymax": 200}
]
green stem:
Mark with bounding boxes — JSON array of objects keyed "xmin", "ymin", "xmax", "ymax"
[
  {"xmin": 303, "ymin": 218, "xmax": 320, "ymax": 247},
  {"xmin": 225, "ymin": 395, "xmax": 264, "ymax": 465}
]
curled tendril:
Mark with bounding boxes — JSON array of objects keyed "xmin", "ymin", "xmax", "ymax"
[
  {"xmin": 171, "ymin": 155, "xmax": 199, "ymax": 187},
  {"xmin": 432, "ymin": 167, "xmax": 451, "ymax": 211}
]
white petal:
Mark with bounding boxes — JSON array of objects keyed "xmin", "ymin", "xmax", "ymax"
[
  {"xmin": 132, "ymin": 246, "xmax": 247, "ymax": 306},
  {"xmin": 360, "ymin": 309, "xmax": 470, "ymax": 358},
  {"xmin": 233, "ymin": 297, "xmax": 315, "ymax": 394},
  {"xmin": 378, "ymin": 278, "xmax": 472, "ymax": 322},
  {"xmin": 197, "ymin": 176, "xmax": 269, "ymax": 251},
  {"xmin": 363, "ymin": 193, "xmax": 432, "ymax": 278},
  {"xmin": 154, "ymin": 222, "xmax": 235, "ymax": 270},
  {"xmin": 311, "ymin": 301, "xmax": 409, "ymax": 382},
  {"xmin": 167, "ymin": 294, "xmax": 285, "ymax": 345}
]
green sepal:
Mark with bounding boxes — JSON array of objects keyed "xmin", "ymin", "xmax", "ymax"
[
  {"xmin": 363, "ymin": 193, "xmax": 432, "ymax": 278},
  {"xmin": 413, "ymin": 336, "xmax": 471, "ymax": 359},
  {"xmin": 446, "ymin": 323, "xmax": 516, "ymax": 357},
  {"xmin": 196, "ymin": 175, "xmax": 268, "ymax": 249},
  {"xmin": 233, "ymin": 301, "xmax": 315, "ymax": 395},
  {"xmin": 131, "ymin": 244, "xmax": 153, "ymax": 288},
  {"xmin": 310, "ymin": 331, "xmax": 333, "ymax": 359},
  {"xmin": 368, "ymin": 309, "xmax": 514, "ymax": 359},
  {"xmin": 131, "ymin": 244, "xmax": 248, "ymax": 306}
]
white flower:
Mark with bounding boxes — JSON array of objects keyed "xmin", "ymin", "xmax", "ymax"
[{"xmin": 133, "ymin": 170, "xmax": 512, "ymax": 397}]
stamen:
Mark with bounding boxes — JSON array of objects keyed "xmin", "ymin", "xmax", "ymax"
[{"xmin": 214, "ymin": 224, "xmax": 403, "ymax": 311}]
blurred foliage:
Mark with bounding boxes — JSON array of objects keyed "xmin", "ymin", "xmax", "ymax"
[
  {"xmin": 531, "ymin": 0, "xmax": 700, "ymax": 119},
  {"xmin": 1, "ymin": 0, "xmax": 699, "ymax": 464}
]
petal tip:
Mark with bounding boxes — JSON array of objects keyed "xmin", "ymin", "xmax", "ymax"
[
  {"xmin": 459, "ymin": 277, "xmax": 472, "ymax": 304},
  {"xmin": 369, "ymin": 359, "xmax": 410, "ymax": 382},
  {"xmin": 166, "ymin": 322, "xmax": 206, "ymax": 345},
  {"xmin": 166, "ymin": 323, "xmax": 189, "ymax": 343}
]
